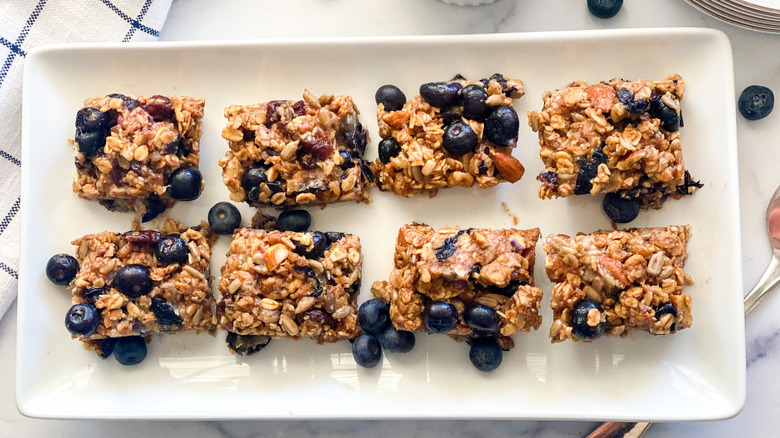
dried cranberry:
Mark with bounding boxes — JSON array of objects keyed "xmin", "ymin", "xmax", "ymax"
[
  {"xmin": 129, "ymin": 160, "xmax": 143, "ymax": 174},
  {"xmin": 163, "ymin": 134, "xmax": 180, "ymax": 155},
  {"xmin": 265, "ymin": 100, "xmax": 286, "ymax": 126},
  {"xmin": 292, "ymin": 100, "xmax": 307, "ymax": 117},
  {"xmin": 300, "ymin": 136, "xmax": 334, "ymax": 160},
  {"xmin": 299, "ymin": 154, "xmax": 318, "ymax": 170},
  {"xmin": 122, "ymin": 230, "xmax": 162, "ymax": 245},
  {"xmin": 296, "ymin": 309, "xmax": 336, "ymax": 328},
  {"xmin": 143, "ymin": 95, "xmax": 174, "ymax": 121}
]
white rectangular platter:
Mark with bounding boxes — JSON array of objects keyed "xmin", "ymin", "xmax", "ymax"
[{"xmin": 17, "ymin": 28, "xmax": 744, "ymax": 420}]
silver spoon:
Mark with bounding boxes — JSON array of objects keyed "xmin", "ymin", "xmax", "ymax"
[{"xmin": 587, "ymin": 184, "xmax": 780, "ymax": 438}]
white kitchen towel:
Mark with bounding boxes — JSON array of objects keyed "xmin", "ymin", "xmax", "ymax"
[{"xmin": 0, "ymin": 0, "xmax": 172, "ymax": 319}]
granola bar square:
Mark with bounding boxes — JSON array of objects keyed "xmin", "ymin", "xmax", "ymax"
[{"xmin": 544, "ymin": 226, "xmax": 693, "ymax": 343}]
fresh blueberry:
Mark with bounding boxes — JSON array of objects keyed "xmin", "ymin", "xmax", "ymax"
[
  {"xmin": 344, "ymin": 123, "xmax": 368, "ymax": 155},
  {"xmin": 352, "ymin": 334, "xmax": 382, "ymax": 368},
  {"xmin": 460, "ymin": 84, "xmax": 489, "ymax": 120},
  {"xmin": 571, "ymin": 299, "xmax": 606, "ymax": 340},
  {"xmin": 276, "ymin": 209, "xmax": 311, "ymax": 232},
  {"xmin": 339, "ymin": 150, "xmax": 355, "ymax": 170},
  {"xmin": 226, "ymin": 332, "xmax": 272, "ymax": 356},
  {"xmin": 378, "ymin": 138, "xmax": 402, "ymax": 164},
  {"xmin": 142, "ymin": 194, "xmax": 166, "ymax": 222},
  {"xmin": 358, "ymin": 299, "xmax": 390, "ymax": 335},
  {"xmin": 266, "ymin": 181, "xmax": 284, "ymax": 193},
  {"xmin": 84, "ymin": 286, "xmax": 107, "ymax": 304},
  {"xmin": 463, "ymin": 304, "xmax": 500, "ymax": 336},
  {"xmin": 242, "ymin": 165, "xmax": 269, "ymax": 190},
  {"xmin": 107, "ymin": 93, "xmax": 140, "ymax": 110},
  {"xmin": 654, "ymin": 302, "xmax": 678, "ymax": 331},
  {"xmin": 441, "ymin": 110, "xmax": 462, "ymax": 127},
  {"xmin": 419, "ymin": 82, "xmax": 462, "ymax": 108},
  {"xmin": 46, "ymin": 254, "xmax": 79, "ymax": 285},
  {"xmin": 616, "ymin": 88, "xmax": 649, "ymax": 114},
  {"xmin": 375, "ymin": 85, "xmax": 407, "ymax": 111},
  {"xmin": 325, "ymin": 231, "xmax": 346, "ymax": 248},
  {"xmin": 208, "ymin": 202, "xmax": 242, "ymax": 235},
  {"xmin": 422, "ymin": 300, "xmax": 459, "ymax": 333},
  {"xmin": 150, "ymin": 297, "xmax": 182, "ymax": 328},
  {"xmin": 155, "ymin": 234, "xmax": 189, "ymax": 265},
  {"xmin": 484, "ymin": 105, "xmax": 519, "ymax": 145},
  {"xmin": 75, "ymin": 129, "xmax": 106, "ymax": 158},
  {"xmin": 587, "ymin": 0, "xmax": 623, "ymax": 19},
  {"xmin": 602, "ymin": 193, "xmax": 641, "ymax": 223},
  {"xmin": 113, "ymin": 264, "xmax": 153, "ymax": 298},
  {"xmin": 489, "ymin": 280, "xmax": 526, "ymax": 298},
  {"xmin": 442, "ymin": 120, "xmax": 478, "ymax": 156},
  {"xmin": 469, "ymin": 337, "xmax": 503, "ymax": 372},
  {"xmin": 168, "ymin": 166, "xmax": 202, "ymax": 201},
  {"xmin": 650, "ymin": 98, "xmax": 680, "ymax": 131},
  {"xmin": 113, "ymin": 336, "xmax": 147, "ymax": 366},
  {"xmin": 379, "ymin": 326, "xmax": 415, "ymax": 353},
  {"xmin": 738, "ymin": 85, "xmax": 774, "ymax": 120},
  {"xmin": 75, "ymin": 107, "xmax": 111, "ymax": 133},
  {"xmin": 97, "ymin": 338, "xmax": 116, "ymax": 359},
  {"xmin": 292, "ymin": 231, "xmax": 327, "ymax": 259},
  {"xmin": 65, "ymin": 303, "xmax": 100, "ymax": 337},
  {"xmin": 573, "ymin": 149, "xmax": 607, "ymax": 195}
]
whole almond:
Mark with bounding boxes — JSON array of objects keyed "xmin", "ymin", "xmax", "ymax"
[{"xmin": 493, "ymin": 151, "xmax": 525, "ymax": 183}]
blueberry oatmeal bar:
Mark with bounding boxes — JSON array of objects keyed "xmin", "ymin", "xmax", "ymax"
[
  {"xmin": 217, "ymin": 228, "xmax": 361, "ymax": 353},
  {"xmin": 64, "ymin": 219, "xmax": 215, "ymax": 356},
  {"xmin": 372, "ymin": 74, "xmax": 527, "ymax": 197},
  {"xmin": 72, "ymin": 94, "xmax": 205, "ymax": 220},
  {"xmin": 219, "ymin": 91, "xmax": 373, "ymax": 209},
  {"xmin": 544, "ymin": 226, "xmax": 692, "ymax": 343},
  {"xmin": 528, "ymin": 75, "xmax": 701, "ymax": 209},
  {"xmin": 371, "ymin": 224, "xmax": 544, "ymax": 350}
]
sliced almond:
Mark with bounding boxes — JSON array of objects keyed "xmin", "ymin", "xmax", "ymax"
[{"xmin": 263, "ymin": 243, "xmax": 289, "ymax": 271}]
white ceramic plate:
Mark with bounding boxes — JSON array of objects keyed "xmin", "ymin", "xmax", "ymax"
[{"xmin": 17, "ymin": 28, "xmax": 744, "ymax": 420}]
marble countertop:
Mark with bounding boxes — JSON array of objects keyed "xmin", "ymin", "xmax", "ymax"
[{"xmin": 4, "ymin": 0, "xmax": 780, "ymax": 436}]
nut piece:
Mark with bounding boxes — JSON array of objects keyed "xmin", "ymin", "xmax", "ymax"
[
  {"xmin": 493, "ymin": 152, "xmax": 525, "ymax": 183},
  {"xmin": 263, "ymin": 243, "xmax": 289, "ymax": 271},
  {"xmin": 584, "ymin": 84, "xmax": 616, "ymax": 113}
]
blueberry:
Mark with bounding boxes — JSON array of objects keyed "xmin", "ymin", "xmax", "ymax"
[
  {"xmin": 358, "ymin": 299, "xmax": 390, "ymax": 335},
  {"xmin": 650, "ymin": 98, "xmax": 680, "ymax": 131},
  {"xmin": 276, "ymin": 209, "xmax": 311, "ymax": 232},
  {"xmin": 84, "ymin": 286, "xmax": 107, "ymax": 304},
  {"xmin": 616, "ymin": 88, "xmax": 649, "ymax": 114},
  {"xmin": 208, "ymin": 202, "xmax": 242, "ymax": 235},
  {"xmin": 587, "ymin": 0, "xmax": 623, "ymax": 19},
  {"xmin": 142, "ymin": 194, "xmax": 166, "ymax": 222},
  {"xmin": 168, "ymin": 166, "xmax": 203, "ymax": 201},
  {"xmin": 46, "ymin": 254, "xmax": 79, "ymax": 285},
  {"xmin": 113, "ymin": 264, "xmax": 153, "ymax": 298},
  {"xmin": 460, "ymin": 84, "xmax": 489, "ymax": 120},
  {"xmin": 379, "ymin": 326, "xmax": 415, "ymax": 353},
  {"xmin": 489, "ymin": 280, "xmax": 526, "ymax": 298},
  {"xmin": 113, "ymin": 336, "xmax": 147, "ymax": 366},
  {"xmin": 292, "ymin": 231, "xmax": 328, "ymax": 259},
  {"xmin": 738, "ymin": 85, "xmax": 774, "ymax": 121},
  {"xmin": 469, "ymin": 337, "xmax": 503, "ymax": 372},
  {"xmin": 484, "ymin": 105, "xmax": 519, "ymax": 146},
  {"xmin": 422, "ymin": 300, "xmax": 459, "ymax": 333},
  {"xmin": 75, "ymin": 129, "xmax": 106, "ymax": 158},
  {"xmin": 75, "ymin": 107, "xmax": 111, "ymax": 133},
  {"xmin": 155, "ymin": 234, "xmax": 189, "ymax": 265},
  {"xmin": 442, "ymin": 120, "xmax": 478, "ymax": 156},
  {"xmin": 463, "ymin": 304, "xmax": 500, "ymax": 336},
  {"xmin": 419, "ymin": 82, "xmax": 462, "ymax": 108},
  {"xmin": 97, "ymin": 338, "xmax": 116, "ymax": 359},
  {"xmin": 226, "ymin": 332, "xmax": 272, "ymax": 356},
  {"xmin": 602, "ymin": 193, "xmax": 641, "ymax": 223},
  {"xmin": 325, "ymin": 231, "xmax": 346, "ymax": 248},
  {"xmin": 339, "ymin": 150, "xmax": 355, "ymax": 170},
  {"xmin": 375, "ymin": 85, "xmax": 407, "ymax": 111},
  {"xmin": 65, "ymin": 303, "xmax": 100, "ymax": 337},
  {"xmin": 352, "ymin": 334, "xmax": 382, "ymax": 368},
  {"xmin": 266, "ymin": 181, "xmax": 284, "ymax": 194},
  {"xmin": 571, "ymin": 299, "xmax": 606, "ymax": 340},
  {"xmin": 574, "ymin": 149, "xmax": 607, "ymax": 195},
  {"xmin": 242, "ymin": 165, "xmax": 269, "ymax": 190},
  {"xmin": 150, "ymin": 297, "xmax": 182, "ymax": 328},
  {"xmin": 654, "ymin": 302, "xmax": 678, "ymax": 331},
  {"xmin": 344, "ymin": 123, "xmax": 368, "ymax": 155},
  {"xmin": 441, "ymin": 110, "xmax": 462, "ymax": 127},
  {"xmin": 378, "ymin": 138, "xmax": 402, "ymax": 164},
  {"xmin": 107, "ymin": 93, "xmax": 140, "ymax": 110}
]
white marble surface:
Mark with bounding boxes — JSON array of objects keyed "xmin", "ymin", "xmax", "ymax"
[{"xmin": 4, "ymin": 0, "xmax": 780, "ymax": 436}]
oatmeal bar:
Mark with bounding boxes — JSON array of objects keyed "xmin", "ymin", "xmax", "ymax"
[
  {"xmin": 372, "ymin": 74, "xmax": 527, "ymax": 197},
  {"xmin": 71, "ymin": 94, "xmax": 205, "ymax": 219},
  {"xmin": 217, "ymin": 228, "xmax": 361, "ymax": 346},
  {"xmin": 219, "ymin": 91, "xmax": 373, "ymax": 208},
  {"xmin": 371, "ymin": 224, "xmax": 543, "ymax": 348},
  {"xmin": 67, "ymin": 219, "xmax": 215, "ymax": 347},
  {"xmin": 528, "ymin": 75, "xmax": 702, "ymax": 209},
  {"xmin": 544, "ymin": 226, "xmax": 692, "ymax": 343}
]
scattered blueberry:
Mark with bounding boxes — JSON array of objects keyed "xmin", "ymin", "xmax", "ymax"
[
  {"xmin": 155, "ymin": 234, "xmax": 189, "ymax": 265},
  {"xmin": 226, "ymin": 332, "xmax": 272, "ymax": 356},
  {"xmin": 419, "ymin": 82, "xmax": 462, "ymax": 108},
  {"xmin": 97, "ymin": 338, "xmax": 116, "ymax": 359},
  {"xmin": 378, "ymin": 138, "xmax": 402, "ymax": 164},
  {"xmin": 276, "ymin": 209, "xmax": 311, "ymax": 232},
  {"xmin": 113, "ymin": 336, "xmax": 147, "ymax": 366},
  {"xmin": 603, "ymin": 193, "xmax": 641, "ymax": 223},
  {"xmin": 650, "ymin": 98, "xmax": 680, "ymax": 131},
  {"xmin": 571, "ymin": 299, "xmax": 606, "ymax": 340},
  {"xmin": 107, "ymin": 93, "xmax": 140, "ymax": 110},
  {"xmin": 46, "ymin": 254, "xmax": 79, "ymax": 285},
  {"xmin": 460, "ymin": 84, "xmax": 489, "ymax": 121},
  {"xmin": 352, "ymin": 334, "xmax": 382, "ymax": 368},
  {"xmin": 65, "ymin": 303, "xmax": 100, "ymax": 337},
  {"xmin": 484, "ymin": 105, "xmax": 519, "ymax": 145},
  {"xmin": 325, "ymin": 231, "xmax": 346, "ymax": 248},
  {"xmin": 587, "ymin": 0, "xmax": 623, "ymax": 19},
  {"xmin": 375, "ymin": 85, "xmax": 407, "ymax": 111},
  {"xmin": 84, "ymin": 286, "xmax": 107, "ymax": 304},
  {"xmin": 464, "ymin": 304, "xmax": 500, "ymax": 336},
  {"xmin": 654, "ymin": 302, "xmax": 678, "ymax": 331},
  {"xmin": 469, "ymin": 337, "xmax": 503, "ymax": 372},
  {"xmin": 168, "ymin": 166, "xmax": 202, "ymax": 201},
  {"xmin": 422, "ymin": 300, "xmax": 459, "ymax": 333},
  {"xmin": 75, "ymin": 107, "xmax": 111, "ymax": 133},
  {"xmin": 208, "ymin": 202, "xmax": 242, "ymax": 235},
  {"xmin": 242, "ymin": 165, "xmax": 269, "ymax": 190},
  {"xmin": 573, "ymin": 149, "xmax": 607, "ymax": 195},
  {"xmin": 150, "ymin": 297, "xmax": 182, "ymax": 328},
  {"xmin": 379, "ymin": 326, "xmax": 415, "ymax": 353},
  {"xmin": 75, "ymin": 130, "xmax": 106, "ymax": 158},
  {"xmin": 616, "ymin": 88, "xmax": 649, "ymax": 114},
  {"xmin": 358, "ymin": 299, "xmax": 390, "ymax": 335},
  {"xmin": 292, "ymin": 231, "xmax": 327, "ymax": 259},
  {"xmin": 142, "ymin": 194, "xmax": 166, "ymax": 222},
  {"xmin": 442, "ymin": 120, "xmax": 478, "ymax": 156},
  {"xmin": 339, "ymin": 150, "xmax": 355, "ymax": 170},
  {"xmin": 738, "ymin": 85, "xmax": 774, "ymax": 120},
  {"xmin": 344, "ymin": 122, "xmax": 368, "ymax": 155},
  {"xmin": 113, "ymin": 264, "xmax": 153, "ymax": 298},
  {"xmin": 441, "ymin": 110, "xmax": 462, "ymax": 127},
  {"xmin": 489, "ymin": 280, "xmax": 525, "ymax": 298}
]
